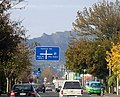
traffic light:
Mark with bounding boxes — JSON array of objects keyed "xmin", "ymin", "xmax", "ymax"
[
  {"xmin": 66, "ymin": 74, "xmax": 67, "ymax": 80},
  {"xmin": 38, "ymin": 68, "xmax": 41, "ymax": 72}
]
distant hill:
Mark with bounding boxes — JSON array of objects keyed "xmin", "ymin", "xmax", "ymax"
[
  {"xmin": 28, "ymin": 31, "xmax": 76, "ymax": 76},
  {"xmin": 28, "ymin": 31, "xmax": 94, "ymax": 77},
  {"xmin": 28, "ymin": 31, "xmax": 73, "ymax": 63}
]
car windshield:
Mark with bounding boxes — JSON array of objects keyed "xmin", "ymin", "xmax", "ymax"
[
  {"xmin": 63, "ymin": 82, "xmax": 81, "ymax": 89},
  {"xmin": 13, "ymin": 85, "xmax": 33, "ymax": 91},
  {"xmin": 90, "ymin": 83, "xmax": 101, "ymax": 88}
]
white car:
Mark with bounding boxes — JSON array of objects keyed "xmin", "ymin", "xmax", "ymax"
[{"xmin": 59, "ymin": 80, "xmax": 83, "ymax": 97}]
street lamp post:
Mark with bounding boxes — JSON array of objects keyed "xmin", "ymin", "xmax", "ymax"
[
  {"xmin": 98, "ymin": 45, "xmax": 111, "ymax": 93},
  {"xmin": 82, "ymin": 69, "xmax": 86, "ymax": 88}
]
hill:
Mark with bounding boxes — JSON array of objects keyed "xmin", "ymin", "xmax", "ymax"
[
  {"xmin": 28, "ymin": 31, "xmax": 76, "ymax": 76},
  {"xmin": 28, "ymin": 31, "xmax": 94, "ymax": 77}
]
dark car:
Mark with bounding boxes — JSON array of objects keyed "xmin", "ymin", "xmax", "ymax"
[
  {"xmin": 9, "ymin": 83, "xmax": 40, "ymax": 97},
  {"xmin": 55, "ymin": 86, "xmax": 62, "ymax": 92},
  {"xmin": 36, "ymin": 84, "xmax": 45, "ymax": 93}
]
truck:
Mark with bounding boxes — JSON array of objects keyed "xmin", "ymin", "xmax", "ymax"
[{"xmin": 59, "ymin": 80, "xmax": 83, "ymax": 97}]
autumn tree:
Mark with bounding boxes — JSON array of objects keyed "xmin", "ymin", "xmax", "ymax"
[
  {"xmin": 42, "ymin": 67, "xmax": 56, "ymax": 83},
  {"xmin": 106, "ymin": 42, "xmax": 120, "ymax": 92},
  {"xmin": 106, "ymin": 43, "xmax": 120, "ymax": 78}
]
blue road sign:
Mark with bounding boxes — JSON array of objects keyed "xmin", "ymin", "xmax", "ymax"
[{"xmin": 36, "ymin": 46, "xmax": 60, "ymax": 60}]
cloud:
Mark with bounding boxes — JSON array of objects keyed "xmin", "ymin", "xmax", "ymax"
[{"xmin": 28, "ymin": 4, "xmax": 82, "ymax": 9}]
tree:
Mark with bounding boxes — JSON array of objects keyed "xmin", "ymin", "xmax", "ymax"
[
  {"xmin": 106, "ymin": 43, "xmax": 120, "ymax": 78},
  {"xmin": 67, "ymin": 0, "xmax": 120, "ymax": 78},
  {"xmin": 66, "ymin": 0, "xmax": 120, "ymax": 81},
  {"xmin": 65, "ymin": 39, "xmax": 110, "ymax": 80},
  {"xmin": 11, "ymin": 41, "xmax": 33, "ymax": 83},
  {"xmin": 106, "ymin": 42, "xmax": 120, "ymax": 93},
  {"xmin": 42, "ymin": 67, "xmax": 56, "ymax": 83},
  {"xmin": 72, "ymin": 0, "xmax": 120, "ymax": 42},
  {"xmin": 0, "ymin": 0, "xmax": 33, "ymax": 92},
  {"xmin": 0, "ymin": 0, "xmax": 26, "ymax": 13},
  {"xmin": 65, "ymin": 39, "xmax": 93, "ymax": 73},
  {"xmin": 88, "ymin": 40, "xmax": 110, "ymax": 79},
  {"xmin": 0, "ymin": 11, "xmax": 23, "ymax": 93}
]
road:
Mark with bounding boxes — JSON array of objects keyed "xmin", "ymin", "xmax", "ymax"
[
  {"xmin": 39, "ymin": 91, "xmax": 104, "ymax": 97},
  {"xmin": 1, "ymin": 91, "xmax": 119, "ymax": 97},
  {"xmin": 39, "ymin": 91, "xmax": 58, "ymax": 97}
]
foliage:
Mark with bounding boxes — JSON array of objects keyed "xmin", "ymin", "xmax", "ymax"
[
  {"xmin": 107, "ymin": 74, "xmax": 117, "ymax": 86},
  {"xmin": 106, "ymin": 43, "xmax": 120, "ymax": 79},
  {"xmin": 0, "ymin": 0, "xmax": 26, "ymax": 13},
  {"xmin": 11, "ymin": 42, "xmax": 33, "ymax": 82},
  {"xmin": 65, "ymin": 39, "xmax": 110, "ymax": 79},
  {"xmin": 0, "ymin": 0, "xmax": 33, "ymax": 92},
  {"xmin": 41, "ymin": 67, "xmax": 55, "ymax": 83},
  {"xmin": 72, "ymin": 0, "xmax": 120, "ymax": 41},
  {"xmin": 66, "ymin": 0, "xmax": 120, "ymax": 80},
  {"xmin": 65, "ymin": 39, "xmax": 93, "ymax": 73}
]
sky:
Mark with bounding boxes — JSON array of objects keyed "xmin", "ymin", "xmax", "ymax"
[{"xmin": 11, "ymin": 0, "xmax": 116, "ymax": 39}]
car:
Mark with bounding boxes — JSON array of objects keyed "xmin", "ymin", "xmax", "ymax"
[
  {"xmin": 35, "ymin": 84, "xmax": 45, "ymax": 93},
  {"xmin": 59, "ymin": 80, "xmax": 83, "ymax": 97},
  {"xmin": 55, "ymin": 86, "xmax": 62, "ymax": 92},
  {"xmin": 46, "ymin": 85, "xmax": 52, "ymax": 91},
  {"xmin": 9, "ymin": 83, "xmax": 40, "ymax": 97},
  {"xmin": 85, "ymin": 81, "xmax": 103, "ymax": 95}
]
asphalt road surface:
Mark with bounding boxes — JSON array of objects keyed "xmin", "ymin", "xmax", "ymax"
[{"xmin": 38, "ymin": 91, "xmax": 103, "ymax": 97}]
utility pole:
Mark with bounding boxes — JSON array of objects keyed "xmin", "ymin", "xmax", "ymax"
[
  {"xmin": 82, "ymin": 69, "xmax": 86, "ymax": 88},
  {"xmin": 116, "ymin": 72, "xmax": 119, "ymax": 95},
  {"xmin": 108, "ymin": 68, "xmax": 111, "ymax": 93}
]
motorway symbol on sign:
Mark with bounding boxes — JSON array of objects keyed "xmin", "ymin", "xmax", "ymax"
[{"xmin": 35, "ymin": 46, "xmax": 60, "ymax": 60}]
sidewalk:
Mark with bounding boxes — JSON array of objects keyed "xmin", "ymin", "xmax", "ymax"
[
  {"xmin": 104, "ymin": 93, "xmax": 120, "ymax": 97},
  {"xmin": 0, "ymin": 94, "xmax": 6, "ymax": 97}
]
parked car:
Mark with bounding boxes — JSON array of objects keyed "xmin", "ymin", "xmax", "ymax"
[
  {"xmin": 59, "ymin": 80, "xmax": 83, "ymax": 97},
  {"xmin": 85, "ymin": 81, "xmax": 103, "ymax": 95},
  {"xmin": 9, "ymin": 83, "xmax": 40, "ymax": 97}
]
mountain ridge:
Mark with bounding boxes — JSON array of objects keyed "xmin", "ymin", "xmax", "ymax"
[
  {"xmin": 28, "ymin": 31, "xmax": 75, "ymax": 76},
  {"xmin": 28, "ymin": 31, "xmax": 94, "ymax": 76}
]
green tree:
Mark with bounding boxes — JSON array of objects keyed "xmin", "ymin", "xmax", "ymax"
[
  {"xmin": 0, "ymin": 0, "xmax": 33, "ymax": 92},
  {"xmin": 65, "ymin": 39, "xmax": 93, "ymax": 73},
  {"xmin": 72, "ymin": 0, "xmax": 120, "ymax": 42},
  {"xmin": 11, "ymin": 42, "xmax": 33, "ymax": 83},
  {"xmin": 66, "ymin": 0, "xmax": 120, "ymax": 81},
  {"xmin": 65, "ymin": 39, "xmax": 110, "ymax": 80}
]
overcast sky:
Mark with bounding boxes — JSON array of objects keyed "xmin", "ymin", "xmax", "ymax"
[{"xmin": 11, "ymin": 0, "xmax": 116, "ymax": 39}]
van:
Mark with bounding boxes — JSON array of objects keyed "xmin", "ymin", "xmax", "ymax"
[{"xmin": 59, "ymin": 80, "xmax": 83, "ymax": 97}]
